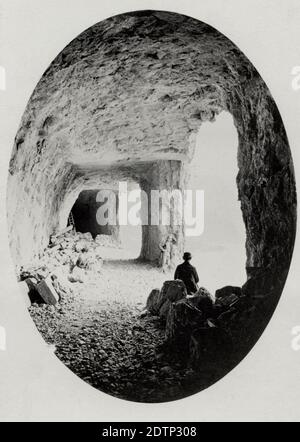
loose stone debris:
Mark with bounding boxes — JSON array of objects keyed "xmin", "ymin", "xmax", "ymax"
[
  {"xmin": 19, "ymin": 229, "xmax": 106, "ymax": 293},
  {"xmin": 19, "ymin": 228, "xmax": 196, "ymax": 402},
  {"xmin": 144, "ymin": 264, "xmax": 290, "ymax": 383},
  {"xmin": 19, "ymin": 227, "xmax": 290, "ymax": 402}
]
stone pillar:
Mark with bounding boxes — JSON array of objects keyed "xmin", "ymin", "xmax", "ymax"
[{"xmin": 140, "ymin": 160, "xmax": 186, "ymax": 267}]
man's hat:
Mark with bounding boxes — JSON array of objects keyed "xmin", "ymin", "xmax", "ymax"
[{"xmin": 183, "ymin": 252, "xmax": 192, "ymax": 261}]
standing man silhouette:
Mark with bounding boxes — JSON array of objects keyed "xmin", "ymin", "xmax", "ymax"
[{"xmin": 174, "ymin": 252, "xmax": 199, "ymax": 295}]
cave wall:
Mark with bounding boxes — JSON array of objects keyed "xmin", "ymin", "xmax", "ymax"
[
  {"xmin": 231, "ymin": 89, "xmax": 297, "ymax": 272},
  {"xmin": 7, "ymin": 11, "xmax": 296, "ymax": 279}
]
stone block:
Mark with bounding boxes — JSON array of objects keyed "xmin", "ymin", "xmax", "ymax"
[
  {"xmin": 146, "ymin": 289, "xmax": 161, "ymax": 314},
  {"xmin": 37, "ymin": 276, "xmax": 59, "ymax": 305}
]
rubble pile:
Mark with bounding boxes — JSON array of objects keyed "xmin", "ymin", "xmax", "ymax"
[
  {"xmin": 19, "ymin": 227, "xmax": 111, "ymax": 305},
  {"xmin": 27, "ymin": 258, "xmax": 209, "ymax": 402},
  {"xmin": 145, "ymin": 280, "xmax": 249, "ymax": 367},
  {"xmin": 146, "ymin": 267, "xmax": 289, "ymax": 375}
]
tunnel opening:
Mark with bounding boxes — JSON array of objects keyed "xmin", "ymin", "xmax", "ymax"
[
  {"xmin": 68, "ymin": 181, "xmax": 144, "ymax": 261},
  {"xmin": 70, "ymin": 184, "xmax": 144, "ymax": 260},
  {"xmin": 70, "ymin": 189, "xmax": 120, "ymax": 241},
  {"xmin": 185, "ymin": 111, "xmax": 247, "ymax": 294}
]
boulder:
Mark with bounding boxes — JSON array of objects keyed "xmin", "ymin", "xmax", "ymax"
[
  {"xmin": 215, "ymin": 286, "xmax": 242, "ymax": 300},
  {"xmin": 165, "ymin": 299, "xmax": 205, "ymax": 342},
  {"xmin": 158, "ymin": 280, "xmax": 187, "ymax": 319},
  {"xmin": 146, "ymin": 289, "xmax": 161, "ymax": 315},
  {"xmin": 160, "ymin": 280, "xmax": 187, "ymax": 303},
  {"xmin": 215, "ymin": 293, "xmax": 240, "ymax": 310},
  {"xmin": 37, "ymin": 276, "xmax": 59, "ymax": 305},
  {"xmin": 68, "ymin": 267, "xmax": 86, "ymax": 283},
  {"xmin": 145, "ymin": 280, "xmax": 187, "ymax": 320},
  {"xmin": 159, "ymin": 299, "xmax": 173, "ymax": 320},
  {"xmin": 187, "ymin": 287, "xmax": 214, "ymax": 316},
  {"xmin": 215, "ymin": 286, "xmax": 242, "ymax": 312}
]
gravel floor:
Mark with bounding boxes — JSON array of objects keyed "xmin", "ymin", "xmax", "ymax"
[{"xmin": 29, "ymin": 259, "xmax": 204, "ymax": 403}]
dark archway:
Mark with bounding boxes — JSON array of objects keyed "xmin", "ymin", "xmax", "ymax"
[{"xmin": 71, "ymin": 189, "xmax": 120, "ymax": 240}]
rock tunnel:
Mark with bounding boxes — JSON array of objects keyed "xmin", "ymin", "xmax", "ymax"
[{"xmin": 7, "ymin": 10, "xmax": 296, "ymax": 293}]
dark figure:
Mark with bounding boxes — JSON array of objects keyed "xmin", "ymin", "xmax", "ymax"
[{"xmin": 174, "ymin": 252, "xmax": 199, "ymax": 295}]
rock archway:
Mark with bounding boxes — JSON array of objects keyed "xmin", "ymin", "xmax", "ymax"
[{"xmin": 8, "ymin": 10, "xmax": 296, "ymax": 331}]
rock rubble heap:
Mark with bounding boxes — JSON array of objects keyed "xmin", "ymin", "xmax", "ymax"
[
  {"xmin": 146, "ymin": 268, "xmax": 288, "ymax": 371},
  {"xmin": 19, "ymin": 228, "xmax": 119, "ymax": 305}
]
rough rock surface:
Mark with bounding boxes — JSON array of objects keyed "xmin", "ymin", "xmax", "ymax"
[
  {"xmin": 215, "ymin": 286, "xmax": 242, "ymax": 300},
  {"xmin": 7, "ymin": 11, "xmax": 296, "ymax": 277},
  {"xmin": 146, "ymin": 280, "xmax": 187, "ymax": 319},
  {"xmin": 146, "ymin": 289, "xmax": 161, "ymax": 315},
  {"xmin": 145, "ymin": 273, "xmax": 290, "ymax": 377},
  {"xmin": 187, "ymin": 288, "xmax": 214, "ymax": 315},
  {"xmin": 19, "ymin": 229, "xmax": 105, "ymax": 286},
  {"xmin": 165, "ymin": 299, "xmax": 205, "ymax": 343}
]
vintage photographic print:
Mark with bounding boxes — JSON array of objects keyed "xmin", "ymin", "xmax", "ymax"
[{"xmin": 1, "ymin": 1, "xmax": 299, "ymax": 423}]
